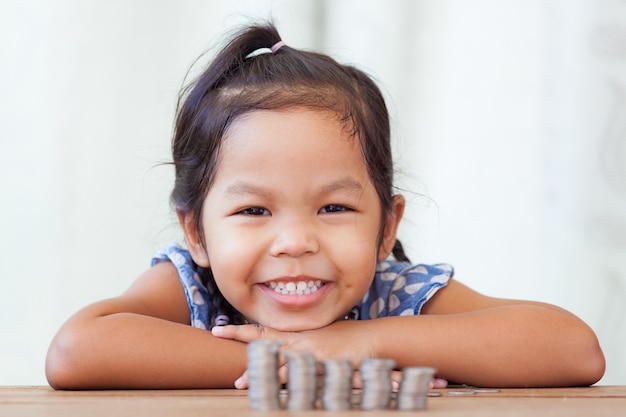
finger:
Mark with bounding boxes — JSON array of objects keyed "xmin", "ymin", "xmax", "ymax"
[
  {"xmin": 432, "ymin": 377, "xmax": 448, "ymax": 389},
  {"xmin": 211, "ymin": 324, "xmax": 274, "ymax": 343},
  {"xmin": 234, "ymin": 370, "xmax": 249, "ymax": 389},
  {"xmin": 278, "ymin": 364, "xmax": 289, "ymax": 386},
  {"xmin": 235, "ymin": 358, "xmax": 288, "ymax": 389},
  {"xmin": 351, "ymin": 370, "xmax": 362, "ymax": 389},
  {"xmin": 390, "ymin": 370, "xmax": 401, "ymax": 390},
  {"xmin": 351, "ymin": 370, "xmax": 401, "ymax": 390}
]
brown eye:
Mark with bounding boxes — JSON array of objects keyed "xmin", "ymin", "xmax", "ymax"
[
  {"xmin": 239, "ymin": 207, "xmax": 270, "ymax": 216},
  {"xmin": 319, "ymin": 204, "xmax": 349, "ymax": 213}
]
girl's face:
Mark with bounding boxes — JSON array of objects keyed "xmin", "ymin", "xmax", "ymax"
[{"xmin": 184, "ymin": 108, "xmax": 403, "ymax": 331}]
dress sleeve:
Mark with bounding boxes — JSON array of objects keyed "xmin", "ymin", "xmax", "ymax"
[
  {"xmin": 151, "ymin": 244, "xmax": 211, "ymax": 330},
  {"xmin": 358, "ymin": 261, "xmax": 454, "ymax": 320}
]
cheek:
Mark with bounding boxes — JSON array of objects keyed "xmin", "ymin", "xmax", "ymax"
[
  {"xmin": 209, "ymin": 247, "xmax": 247, "ymax": 279},
  {"xmin": 204, "ymin": 231, "xmax": 258, "ymax": 293},
  {"xmin": 332, "ymin": 237, "xmax": 379, "ymax": 283}
]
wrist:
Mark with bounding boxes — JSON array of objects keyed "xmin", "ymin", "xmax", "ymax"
[
  {"xmin": 357, "ymin": 318, "xmax": 382, "ymax": 361},
  {"xmin": 362, "ymin": 316, "xmax": 410, "ymax": 364}
]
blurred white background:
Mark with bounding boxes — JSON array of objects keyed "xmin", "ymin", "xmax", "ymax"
[{"xmin": 1, "ymin": 0, "xmax": 624, "ymax": 385}]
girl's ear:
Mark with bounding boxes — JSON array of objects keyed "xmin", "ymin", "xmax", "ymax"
[
  {"xmin": 377, "ymin": 194, "xmax": 405, "ymax": 261},
  {"xmin": 177, "ymin": 211, "xmax": 211, "ymax": 268}
]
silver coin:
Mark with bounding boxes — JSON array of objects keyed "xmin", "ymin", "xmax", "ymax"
[
  {"xmin": 397, "ymin": 366, "xmax": 435, "ymax": 410},
  {"xmin": 359, "ymin": 359, "xmax": 395, "ymax": 410},
  {"xmin": 284, "ymin": 351, "xmax": 318, "ymax": 410},
  {"xmin": 247, "ymin": 339, "xmax": 283, "ymax": 410},
  {"xmin": 320, "ymin": 358, "xmax": 353, "ymax": 410},
  {"xmin": 447, "ymin": 390, "xmax": 477, "ymax": 395}
]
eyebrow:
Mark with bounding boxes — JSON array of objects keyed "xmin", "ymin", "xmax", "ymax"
[
  {"xmin": 223, "ymin": 177, "xmax": 364, "ymax": 199},
  {"xmin": 316, "ymin": 177, "xmax": 364, "ymax": 197},
  {"xmin": 224, "ymin": 182, "xmax": 275, "ymax": 200}
]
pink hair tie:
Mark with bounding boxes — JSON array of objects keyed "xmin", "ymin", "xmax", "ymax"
[
  {"xmin": 270, "ymin": 40, "xmax": 286, "ymax": 53},
  {"xmin": 214, "ymin": 314, "xmax": 230, "ymax": 326},
  {"xmin": 245, "ymin": 40, "xmax": 286, "ymax": 59}
]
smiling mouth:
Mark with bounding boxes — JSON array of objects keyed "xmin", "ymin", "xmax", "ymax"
[{"xmin": 265, "ymin": 280, "xmax": 326, "ymax": 295}]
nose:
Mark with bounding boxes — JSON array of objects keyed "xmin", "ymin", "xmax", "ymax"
[{"xmin": 269, "ymin": 219, "xmax": 320, "ymax": 258}]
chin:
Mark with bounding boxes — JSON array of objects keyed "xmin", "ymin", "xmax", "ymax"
[{"xmin": 258, "ymin": 315, "xmax": 335, "ymax": 332}]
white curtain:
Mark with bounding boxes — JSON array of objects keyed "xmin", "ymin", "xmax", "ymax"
[{"xmin": 1, "ymin": 0, "xmax": 623, "ymax": 385}]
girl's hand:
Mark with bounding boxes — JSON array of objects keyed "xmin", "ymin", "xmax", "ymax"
[
  {"xmin": 210, "ymin": 321, "xmax": 448, "ymax": 389},
  {"xmin": 211, "ymin": 319, "xmax": 376, "ymax": 365},
  {"xmin": 211, "ymin": 320, "xmax": 375, "ymax": 389}
]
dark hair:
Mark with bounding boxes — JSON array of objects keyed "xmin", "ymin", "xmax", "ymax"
[{"xmin": 171, "ymin": 22, "xmax": 408, "ymax": 325}]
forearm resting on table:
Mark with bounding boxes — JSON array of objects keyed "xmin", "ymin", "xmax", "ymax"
[
  {"xmin": 45, "ymin": 312, "xmax": 247, "ymax": 390},
  {"xmin": 371, "ymin": 305, "xmax": 605, "ymax": 388}
]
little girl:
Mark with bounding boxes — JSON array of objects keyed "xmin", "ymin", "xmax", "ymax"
[{"xmin": 46, "ymin": 23, "xmax": 605, "ymax": 390}]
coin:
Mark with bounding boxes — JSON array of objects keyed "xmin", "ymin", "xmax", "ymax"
[
  {"xmin": 320, "ymin": 358, "xmax": 353, "ymax": 410},
  {"xmin": 397, "ymin": 366, "xmax": 436, "ymax": 410},
  {"xmin": 284, "ymin": 351, "xmax": 318, "ymax": 410},
  {"xmin": 247, "ymin": 339, "xmax": 283, "ymax": 410},
  {"xmin": 359, "ymin": 359, "xmax": 396, "ymax": 410},
  {"xmin": 447, "ymin": 390, "xmax": 477, "ymax": 395}
]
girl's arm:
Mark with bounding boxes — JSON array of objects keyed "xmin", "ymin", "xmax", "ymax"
[
  {"xmin": 214, "ymin": 279, "xmax": 605, "ymax": 388},
  {"xmin": 45, "ymin": 262, "xmax": 247, "ymax": 389},
  {"xmin": 371, "ymin": 279, "xmax": 605, "ymax": 387}
]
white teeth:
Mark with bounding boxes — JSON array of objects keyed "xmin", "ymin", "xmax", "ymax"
[{"xmin": 266, "ymin": 279, "xmax": 325, "ymax": 295}]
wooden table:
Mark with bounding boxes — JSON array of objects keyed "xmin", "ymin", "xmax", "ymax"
[{"xmin": 1, "ymin": 386, "xmax": 625, "ymax": 416}]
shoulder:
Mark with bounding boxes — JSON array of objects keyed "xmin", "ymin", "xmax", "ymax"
[
  {"xmin": 152, "ymin": 244, "xmax": 194, "ymax": 269},
  {"xmin": 151, "ymin": 244, "xmax": 205, "ymax": 295},
  {"xmin": 357, "ymin": 260, "xmax": 453, "ymax": 319},
  {"xmin": 375, "ymin": 260, "xmax": 454, "ymax": 285},
  {"xmin": 150, "ymin": 244, "xmax": 211, "ymax": 329},
  {"xmin": 120, "ymin": 255, "xmax": 191, "ymax": 324}
]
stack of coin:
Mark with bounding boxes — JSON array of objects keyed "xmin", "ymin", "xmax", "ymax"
[
  {"xmin": 247, "ymin": 339, "xmax": 283, "ymax": 411},
  {"xmin": 320, "ymin": 358, "xmax": 354, "ymax": 410},
  {"xmin": 284, "ymin": 351, "xmax": 318, "ymax": 410},
  {"xmin": 397, "ymin": 366, "xmax": 436, "ymax": 410},
  {"xmin": 359, "ymin": 358, "xmax": 396, "ymax": 410}
]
